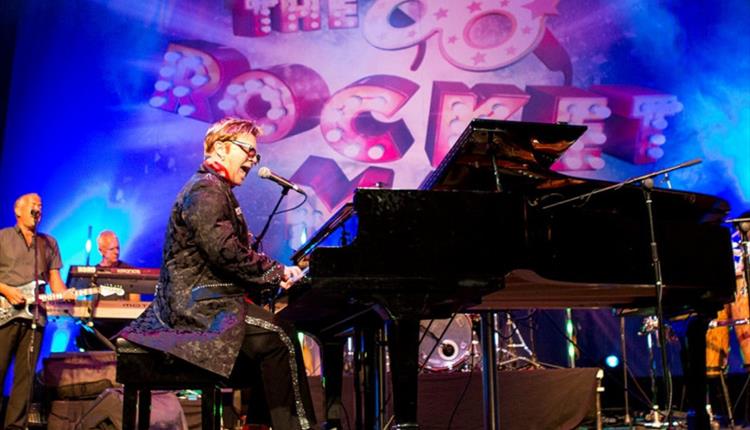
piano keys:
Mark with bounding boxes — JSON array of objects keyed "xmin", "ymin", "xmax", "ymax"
[
  {"xmin": 51, "ymin": 266, "xmax": 159, "ymax": 320},
  {"xmin": 46, "ymin": 300, "xmax": 150, "ymax": 320}
]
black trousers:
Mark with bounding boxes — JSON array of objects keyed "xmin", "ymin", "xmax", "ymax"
[
  {"xmin": 238, "ymin": 304, "xmax": 316, "ymax": 430},
  {"xmin": 0, "ymin": 320, "xmax": 43, "ymax": 430}
]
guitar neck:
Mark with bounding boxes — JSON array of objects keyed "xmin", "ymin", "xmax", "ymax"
[{"xmin": 39, "ymin": 288, "xmax": 99, "ymax": 302}]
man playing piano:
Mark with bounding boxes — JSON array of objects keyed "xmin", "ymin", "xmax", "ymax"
[
  {"xmin": 119, "ymin": 117, "xmax": 315, "ymax": 430},
  {"xmin": 0, "ymin": 193, "xmax": 76, "ymax": 429}
]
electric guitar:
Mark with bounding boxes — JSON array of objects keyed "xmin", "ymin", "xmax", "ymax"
[{"xmin": 0, "ymin": 281, "xmax": 125, "ymax": 326}]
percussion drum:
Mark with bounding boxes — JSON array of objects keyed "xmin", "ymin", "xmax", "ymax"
[
  {"xmin": 706, "ymin": 306, "xmax": 730, "ymax": 376},
  {"xmin": 418, "ymin": 314, "xmax": 478, "ymax": 372},
  {"xmin": 706, "ymin": 275, "xmax": 750, "ymax": 375},
  {"xmin": 731, "ymin": 276, "xmax": 750, "ymax": 368}
]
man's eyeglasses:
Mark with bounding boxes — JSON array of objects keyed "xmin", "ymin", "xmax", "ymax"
[{"xmin": 229, "ymin": 140, "xmax": 261, "ymax": 164}]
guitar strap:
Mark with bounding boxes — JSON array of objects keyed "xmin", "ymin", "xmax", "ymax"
[{"xmin": 35, "ymin": 233, "xmax": 50, "ymax": 285}]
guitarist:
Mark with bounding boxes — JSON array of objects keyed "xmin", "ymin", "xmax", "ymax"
[{"xmin": 0, "ymin": 193, "xmax": 75, "ymax": 429}]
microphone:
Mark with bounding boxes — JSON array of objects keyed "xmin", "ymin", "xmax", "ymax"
[{"xmin": 258, "ymin": 167, "xmax": 306, "ymax": 195}]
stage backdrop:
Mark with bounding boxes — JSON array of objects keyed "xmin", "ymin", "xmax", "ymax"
[{"xmin": 1, "ymin": 0, "xmax": 749, "ymax": 380}]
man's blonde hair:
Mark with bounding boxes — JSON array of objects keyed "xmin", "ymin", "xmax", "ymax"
[{"xmin": 203, "ymin": 117, "xmax": 262, "ymax": 156}]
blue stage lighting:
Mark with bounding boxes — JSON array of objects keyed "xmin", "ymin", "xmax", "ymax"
[{"xmin": 605, "ymin": 355, "xmax": 620, "ymax": 368}]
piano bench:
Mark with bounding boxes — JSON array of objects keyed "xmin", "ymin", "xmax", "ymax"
[{"xmin": 115, "ymin": 338, "xmax": 226, "ymax": 430}]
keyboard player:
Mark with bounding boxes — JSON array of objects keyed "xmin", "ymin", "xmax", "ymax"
[
  {"xmin": 95, "ymin": 230, "xmax": 133, "ymax": 269},
  {"xmin": 74, "ymin": 229, "xmax": 136, "ymax": 348}
]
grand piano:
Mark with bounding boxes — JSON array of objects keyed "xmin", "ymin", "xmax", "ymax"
[{"xmin": 279, "ymin": 119, "xmax": 736, "ymax": 430}]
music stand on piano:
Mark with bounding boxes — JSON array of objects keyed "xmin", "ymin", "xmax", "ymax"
[{"xmin": 420, "ymin": 118, "xmax": 587, "ymax": 193}]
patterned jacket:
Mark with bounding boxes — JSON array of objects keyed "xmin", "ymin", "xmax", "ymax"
[{"xmin": 120, "ymin": 165, "xmax": 284, "ymax": 377}]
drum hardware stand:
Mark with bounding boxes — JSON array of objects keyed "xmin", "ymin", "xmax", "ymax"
[
  {"xmin": 528, "ymin": 310, "xmax": 538, "ymax": 363},
  {"xmin": 709, "ymin": 318, "xmax": 750, "ymax": 328},
  {"xmin": 702, "ymin": 367, "xmax": 734, "ymax": 430},
  {"xmin": 497, "ymin": 312, "xmax": 547, "ymax": 369},
  {"xmin": 716, "ymin": 368, "xmax": 736, "ymax": 430}
]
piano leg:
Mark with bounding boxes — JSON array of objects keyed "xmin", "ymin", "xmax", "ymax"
[
  {"xmin": 362, "ymin": 325, "xmax": 387, "ymax": 430},
  {"xmin": 353, "ymin": 327, "xmax": 364, "ymax": 430},
  {"xmin": 319, "ymin": 337, "xmax": 346, "ymax": 429},
  {"xmin": 386, "ymin": 318, "xmax": 420, "ymax": 429},
  {"xmin": 685, "ymin": 314, "xmax": 711, "ymax": 430},
  {"xmin": 479, "ymin": 312, "xmax": 501, "ymax": 430},
  {"xmin": 360, "ymin": 326, "xmax": 384, "ymax": 429},
  {"xmin": 375, "ymin": 327, "xmax": 388, "ymax": 429}
]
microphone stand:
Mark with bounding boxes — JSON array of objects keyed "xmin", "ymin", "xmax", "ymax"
[
  {"xmin": 641, "ymin": 177, "xmax": 673, "ymax": 428},
  {"xmin": 253, "ymin": 187, "xmax": 290, "ymax": 253},
  {"xmin": 26, "ymin": 217, "xmax": 42, "ymax": 424},
  {"xmin": 542, "ymin": 159, "xmax": 704, "ymax": 428},
  {"xmin": 542, "ymin": 158, "xmax": 701, "ymax": 210},
  {"xmin": 79, "ymin": 271, "xmax": 116, "ymax": 351},
  {"xmin": 253, "ymin": 187, "xmax": 290, "ymax": 311}
]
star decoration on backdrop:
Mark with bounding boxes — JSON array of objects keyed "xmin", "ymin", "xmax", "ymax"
[
  {"xmin": 434, "ymin": 8, "xmax": 448, "ymax": 20},
  {"xmin": 467, "ymin": 2, "xmax": 482, "ymax": 13},
  {"xmin": 522, "ymin": 0, "xmax": 559, "ymax": 19},
  {"xmin": 471, "ymin": 52, "xmax": 486, "ymax": 64}
]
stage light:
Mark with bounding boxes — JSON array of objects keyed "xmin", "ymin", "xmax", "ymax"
[
  {"xmin": 605, "ymin": 354, "xmax": 620, "ymax": 368},
  {"xmin": 50, "ymin": 321, "xmax": 72, "ymax": 353}
]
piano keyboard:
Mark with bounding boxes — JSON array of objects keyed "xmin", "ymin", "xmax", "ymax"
[{"xmin": 47, "ymin": 300, "xmax": 150, "ymax": 320}]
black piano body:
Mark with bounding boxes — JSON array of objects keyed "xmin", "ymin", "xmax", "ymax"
[{"xmin": 279, "ymin": 119, "xmax": 736, "ymax": 429}]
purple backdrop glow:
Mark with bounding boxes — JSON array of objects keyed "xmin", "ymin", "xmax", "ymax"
[{"xmin": 1, "ymin": 0, "xmax": 749, "ymax": 382}]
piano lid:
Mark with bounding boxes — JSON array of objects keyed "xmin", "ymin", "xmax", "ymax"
[{"xmin": 420, "ymin": 119, "xmax": 587, "ymax": 191}]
